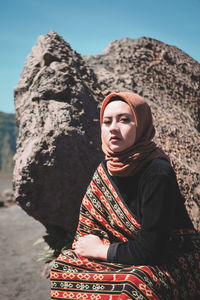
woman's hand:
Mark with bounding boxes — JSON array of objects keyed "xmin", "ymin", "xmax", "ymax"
[{"xmin": 74, "ymin": 234, "xmax": 109, "ymax": 261}]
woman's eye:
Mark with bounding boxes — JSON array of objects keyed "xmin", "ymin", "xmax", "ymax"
[
  {"xmin": 120, "ymin": 117, "xmax": 130, "ymax": 123},
  {"xmin": 103, "ymin": 119, "xmax": 111, "ymax": 125}
]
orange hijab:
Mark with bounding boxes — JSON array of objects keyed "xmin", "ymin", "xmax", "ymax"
[{"xmin": 100, "ymin": 92, "xmax": 170, "ymax": 177}]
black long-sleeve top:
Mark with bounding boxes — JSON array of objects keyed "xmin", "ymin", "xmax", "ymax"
[{"xmin": 106, "ymin": 158, "xmax": 194, "ymax": 265}]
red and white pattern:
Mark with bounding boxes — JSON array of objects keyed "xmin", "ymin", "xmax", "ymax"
[{"xmin": 51, "ymin": 162, "xmax": 200, "ymax": 299}]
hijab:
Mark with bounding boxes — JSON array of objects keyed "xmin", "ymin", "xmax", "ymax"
[{"xmin": 100, "ymin": 92, "xmax": 170, "ymax": 177}]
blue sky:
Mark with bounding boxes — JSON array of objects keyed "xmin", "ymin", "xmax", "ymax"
[{"xmin": 0, "ymin": 0, "xmax": 199, "ymax": 114}]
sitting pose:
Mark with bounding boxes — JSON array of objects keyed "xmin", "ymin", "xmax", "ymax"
[{"xmin": 51, "ymin": 92, "xmax": 200, "ymax": 299}]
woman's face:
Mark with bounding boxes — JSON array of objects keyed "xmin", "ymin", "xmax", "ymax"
[{"xmin": 101, "ymin": 100, "xmax": 136, "ymax": 152}]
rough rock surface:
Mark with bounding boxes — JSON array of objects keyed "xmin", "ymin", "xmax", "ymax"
[
  {"xmin": 84, "ymin": 37, "xmax": 200, "ymax": 230},
  {"xmin": 13, "ymin": 31, "xmax": 104, "ymax": 234},
  {"xmin": 14, "ymin": 32, "xmax": 200, "ymax": 235}
]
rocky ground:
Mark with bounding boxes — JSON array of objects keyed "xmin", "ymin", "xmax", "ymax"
[{"xmin": 0, "ymin": 204, "xmax": 50, "ymax": 300}]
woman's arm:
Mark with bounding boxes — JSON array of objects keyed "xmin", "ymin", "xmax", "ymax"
[{"xmin": 108, "ymin": 166, "xmax": 182, "ymax": 265}]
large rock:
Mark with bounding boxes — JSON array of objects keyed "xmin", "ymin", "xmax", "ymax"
[
  {"xmin": 13, "ymin": 31, "xmax": 104, "ymax": 234},
  {"xmin": 84, "ymin": 37, "xmax": 200, "ymax": 229},
  {"xmin": 14, "ymin": 32, "xmax": 200, "ymax": 237}
]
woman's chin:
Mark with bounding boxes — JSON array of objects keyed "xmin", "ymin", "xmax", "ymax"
[{"xmin": 109, "ymin": 144, "xmax": 125, "ymax": 153}]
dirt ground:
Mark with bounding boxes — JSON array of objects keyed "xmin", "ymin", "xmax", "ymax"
[{"xmin": 0, "ymin": 205, "xmax": 50, "ymax": 300}]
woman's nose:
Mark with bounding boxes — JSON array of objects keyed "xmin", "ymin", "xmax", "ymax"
[{"xmin": 110, "ymin": 121, "xmax": 119, "ymax": 132}]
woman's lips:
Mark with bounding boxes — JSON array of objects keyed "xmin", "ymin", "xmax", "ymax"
[{"xmin": 110, "ymin": 136, "xmax": 121, "ymax": 142}]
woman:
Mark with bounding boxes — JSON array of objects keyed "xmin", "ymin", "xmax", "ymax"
[{"xmin": 51, "ymin": 92, "xmax": 200, "ymax": 299}]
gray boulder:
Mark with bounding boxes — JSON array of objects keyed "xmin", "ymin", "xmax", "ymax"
[
  {"xmin": 13, "ymin": 31, "xmax": 200, "ymax": 238},
  {"xmin": 85, "ymin": 37, "xmax": 200, "ymax": 230},
  {"xmin": 13, "ymin": 31, "xmax": 104, "ymax": 234}
]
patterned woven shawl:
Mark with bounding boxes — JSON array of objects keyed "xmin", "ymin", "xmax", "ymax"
[{"xmin": 51, "ymin": 162, "xmax": 200, "ymax": 300}]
